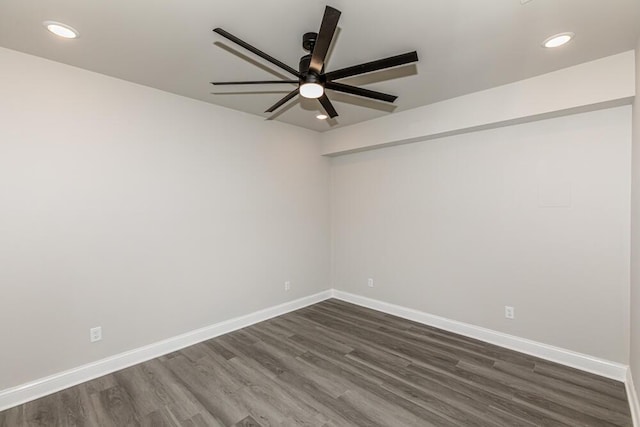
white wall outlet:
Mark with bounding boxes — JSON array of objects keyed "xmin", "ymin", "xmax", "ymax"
[
  {"xmin": 505, "ymin": 306, "xmax": 515, "ymax": 319},
  {"xmin": 284, "ymin": 281, "xmax": 291, "ymax": 291},
  {"xmin": 90, "ymin": 326, "xmax": 102, "ymax": 342},
  {"xmin": 367, "ymin": 278, "xmax": 374, "ymax": 288}
]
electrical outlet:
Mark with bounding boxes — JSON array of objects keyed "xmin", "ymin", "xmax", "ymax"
[
  {"xmin": 367, "ymin": 278, "xmax": 374, "ymax": 288},
  {"xmin": 90, "ymin": 326, "xmax": 102, "ymax": 342},
  {"xmin": 284, "ymin": 281, "xmax": 291, "ymax": 291},
  {"xmin": 505, "ymin": 306, "xmax": 515, "ymax": 319}
]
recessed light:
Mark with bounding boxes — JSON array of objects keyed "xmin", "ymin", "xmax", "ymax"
[
  {"xmin": 43, "ymin": 21, "xmax": 79, "ymax": 39},
  {"xmin": 316, "ymin": 114, "xmax": 328, "ymax": 120},
  {"xmin": 542, "ymin": 32, "xmax": 574, "ymax": 48}
]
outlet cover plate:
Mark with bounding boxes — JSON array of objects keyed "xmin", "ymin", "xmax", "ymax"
[
  {"xmin": 90, "ymin": 327, "xmax": 102, "ymax": 342},
  {"xmin": 505, "ymin": 306, "xmax": 515, "ymax": 319}
]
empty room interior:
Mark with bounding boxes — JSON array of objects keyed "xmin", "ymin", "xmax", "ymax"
[{"xmin": 1, "ymin": 0, "xmax": 640, "ymax": 425}]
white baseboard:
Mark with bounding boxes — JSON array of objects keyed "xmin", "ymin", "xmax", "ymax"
[
  {"xmin": 331, "ymin": 290, "xmax": 628, "ymax": 382},
  {"xmin": 0, "ymin": 288, "xmax": 632, "ymax": 415},
  {"xmin": 627, "ymin": 370, "xmax": 640, "ymax": 427},
  {"xmin": 0, "ymin": 290, "xmax": 333, "ymax": 412}
]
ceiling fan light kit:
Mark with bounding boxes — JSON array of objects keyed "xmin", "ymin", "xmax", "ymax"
[
  {"xmin": 300, "ymin": 83, "xmax": 324, "ymax": 99},
  {"xmin": 211, "ymin": 5, "xmax": 419, "ymax": 119}
]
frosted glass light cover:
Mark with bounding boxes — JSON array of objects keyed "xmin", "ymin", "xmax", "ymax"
[
  {"xmin": 300, "ymin": 83, "xmax": 324, "ymax": 99},
  {"xmin": 543, "ymin": 32, "xmax": 574, "ymax": 48},
  {"xmin": 44, "ymin": 21, "xmax": 79, "ymax": 39}
]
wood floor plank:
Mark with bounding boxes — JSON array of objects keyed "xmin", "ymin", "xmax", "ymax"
[
  {"xmin": 230, "ymin": 358, "xmax": 354, "ymax": 427},
  {"xmin": 486, "ymin": 403, "xmax": 562, "ymax": 427},
  {"xmin": 344, "ymin": 353, "xmax": 508, "ymax": 426},
  {"xmin": 0, "ymin": 299, "xmax": 632, "ymax": 426},
  {"xmin": 139, "ymin": 408, "xmax": 179, "ymax": 427},
  {"xmin": 458, "ymin": 359, "xmax": 629, "ymax": 426},
  {"xmin": 274, "ymin": 368, "xmax": 380, "ymax": 427},
  {"xmin": 232, "ymin": 415, "xmax": 262, "ymax": 427},
  {"xmin": 162, "ymin": 355, "xmax": 235, "ymax": 426},
  {"xmin": 0, "ymin": 404, "xmax": 24, "ymax": 427},
  {"xmin": 297, "ymin": 350, "xmax": 461, "ymax": 426},
  {"xmin": 102, "ymin": 384, "xmax": 142, "ymax": 426},
  {"xmin": 493, "ymin": 359, "xmax": 630, "ymax": 413},
  {"xmin": 226, "ymin": 354, "xmax": 332, "ymax": 426},
  {"xmin": 58, "ymin": 384, "xmax": 99, "ymax": 427},
  {"xmin": 533, "ymin": 360, "xmax": 629, "ymax": 400},
  {"xmin": 114, "ymin": 366, "xmax": 165, "ymax": 419},
  {"xmin": 179, "ymin": 413, "xmax": 210, "ymax": 427},
  {"xmin": 25, "ymin": 392, "xmax": 61, "ymax": 426},
  {"xmin": 135, "ymin": 358, "xmax": 214, "ymax": 423}
]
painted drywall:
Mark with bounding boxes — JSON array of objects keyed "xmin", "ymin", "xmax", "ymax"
[
  {"xmin": 0, "ymin": 47, "xmax": 330, "ymax": 391},
  {"xmin": 331, "ymin": 106, "xmax": 631, "ymax": 363},
  {"xmin": 321, "ymin": 51, "xmax": 635, "ymax": 156},
  {"xmin": 631, "ymin": 36, "xmax": 640, "ymax": 400}
]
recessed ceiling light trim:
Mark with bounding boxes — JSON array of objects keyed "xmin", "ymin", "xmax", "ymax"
[
  {"xmin": 316, "ymin": 114, "xmax": 328, "ymax": 120},
  {"xmin": 542, "ymin": 32, "xmax": 574, "ymax": 48},
  {"xmin": 43, "ymin": 21, "xmax": 79, "ymax": 39}
]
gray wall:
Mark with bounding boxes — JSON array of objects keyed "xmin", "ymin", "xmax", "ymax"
[
  {"xmin": 0, "ymin": 48, "xmax": 331, "ymax": 390},
  {"xmin": 331, "ymin": 106, "xmax": 631, "ymax": 363},
  {"xmin": 631, "ymin": 37, "xmax": 640, "ymax": 397}
]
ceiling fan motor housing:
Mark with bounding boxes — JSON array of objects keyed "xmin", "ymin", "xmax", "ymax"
[
  {"xmin": 302, "ymin": 32, "xmax": 318, "ymax": 52},
  {"xmin": 301, "ymin": 33, "xmax": 320, "ymax": 82},
  {"xmin": 299, "ymin": 54, "xmax": 324, "ymax": 84},
  {"xmin": 299, "ymin": 54, "xmax": 312, "ymax": 75}
]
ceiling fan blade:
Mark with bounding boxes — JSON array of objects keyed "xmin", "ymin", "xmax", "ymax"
[
  {"xmin": 324, "ymin": 51, "xmax": 418, "ymax": 81},
  {"xmin": 309, "ymin": 6, "xmax": 341, "ymax": 74},
  {"xmin": 325, "ymin": 82, "xmax": 397, "ymax": 103},
  {"xmin": 318, "ymin": 94, "xmax": 338, "ymax": 118},
  {"xmin": 214, "ymin": 28, "xmax": 301, "ymax": 78},
  {"xmin": 211, "ymin": 80, "xmax": 298, "ymax": 85},
  {"xmin": 265, "ymin": 88, "xmax": 299, "ymax": 113}
]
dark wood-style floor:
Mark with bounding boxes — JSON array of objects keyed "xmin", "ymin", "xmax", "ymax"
[{"xmin": 0, "ymin": 299, "xmax": 633, "ymax": 426}]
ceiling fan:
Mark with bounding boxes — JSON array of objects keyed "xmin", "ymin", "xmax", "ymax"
[{"xmin": 211, "ymin": 6, "xmax": 419, "ymax": 119}]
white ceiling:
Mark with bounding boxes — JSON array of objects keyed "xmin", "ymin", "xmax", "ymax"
[{"xmin": 0, "ymin": 0, "xmax": 638, "ymax": 132}]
